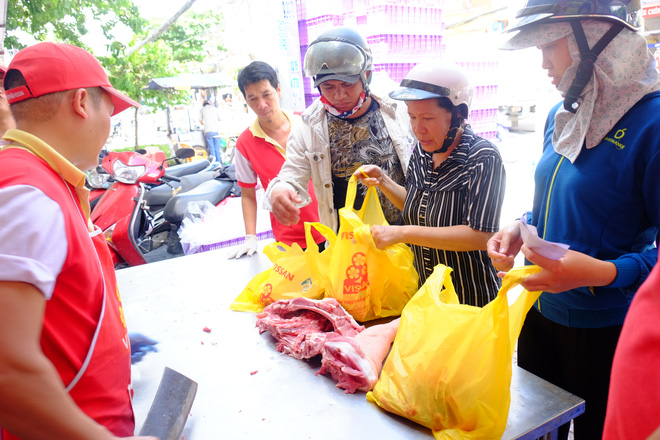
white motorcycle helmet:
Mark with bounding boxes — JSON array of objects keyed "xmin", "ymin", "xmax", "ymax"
[{"xmin": 390, "ymin": 61, "xmax": 474, "ymax": 153}]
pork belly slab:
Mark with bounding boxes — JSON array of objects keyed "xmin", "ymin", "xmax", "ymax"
[
  {"xmin": 256, "ymin": 298, "xmax": 400, "ymax": 393},
  {"xmin": 256, "ymin": 297, "xmax": 364, "ymax": 359}
]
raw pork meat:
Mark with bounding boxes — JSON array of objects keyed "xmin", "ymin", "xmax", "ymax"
[
  {"xmin": 256, "ymin": 297, "xmax": 400, "ymax": 394},
  {"xmin": 317, "ymin": 318, "xmax": 400, "ymax": 393},
  {"xmin": 256, "ymin": 297, "xmax": 364, "ymax": 359}
]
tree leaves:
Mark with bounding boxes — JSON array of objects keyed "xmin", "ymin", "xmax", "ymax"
[
  {"xmin": 5, "ymin": 0, "xmax": 226, "ymax": 145},
  {"xmin": 5, "ymin": 0, "xmax": 144, "ymax": 50}
]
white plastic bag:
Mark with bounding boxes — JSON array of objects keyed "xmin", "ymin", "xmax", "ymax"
[
  {"xmin": 177, "ymin": 189, "xmax": 272, "ymax": 255},
  {"xmin": 178, "ymin": 201, "xmax": 222, "ymax": 255}
]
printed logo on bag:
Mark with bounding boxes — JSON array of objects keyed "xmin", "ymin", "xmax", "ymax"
[
  {"xmin": 260, "ymin": 283, "xmax": 274, "ymax": 305},
  {"xmin": 273, "ymin": 263, "xmax": 295, "ymax": 281},
  {"xmin": 343, "ymin": 252, "xmax": 369, "ymax": 295},
  {"xmin": 301, "ymin": 278, "xmax": 313, "ymax": 293}
]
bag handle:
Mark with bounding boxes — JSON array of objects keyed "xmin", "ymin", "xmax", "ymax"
[
  {"xmin": 345, "ymin": 174, "xmax": 360, "ymax": 209},
  {"xmin": 344, "ymin": 174, "xmax": 388, "ymax": 226},
  {"xmin": 498, "ymin": 265, "xmax": 543, "ymax": 353},
  {"xmin": 500, "ymin": 265, "xmax": 542, "ymax": 293},
  {"xmin": 304, "ymin": 221, "xmax": 336, "ymax": 250},
  {"xmin": 263, "ymin": 242, "xmax": 294, "ymax": 262}
]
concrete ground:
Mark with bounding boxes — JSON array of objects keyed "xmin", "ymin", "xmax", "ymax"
[{"xmin": 496, "ymin": 128, "xmax": 543, "ymax": 231}]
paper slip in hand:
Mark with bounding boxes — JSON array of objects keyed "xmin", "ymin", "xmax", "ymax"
[{"xmin": 518, "ymin": 215, "xmax": 569, "ymax": 260}]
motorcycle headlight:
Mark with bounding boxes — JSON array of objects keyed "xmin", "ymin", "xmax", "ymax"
[
  {"xmin": 86, "ymin": 168, "xmax": 111, "ymax": 188},
  {"xmin": 112, "ymin": 159, "xmax": 146, "ymax": 184}
]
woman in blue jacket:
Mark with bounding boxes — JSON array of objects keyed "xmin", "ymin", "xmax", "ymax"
[{"xmin": 488, "ymin": 2, "xmax": 660, "ymax": 439}]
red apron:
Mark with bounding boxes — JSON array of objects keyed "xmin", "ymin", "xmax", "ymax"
[
  {"xmin": 0, "ymin": 199, "xmax": 134, "ymax": 440},
  {"xmin": 65, "ymin": 227, "xmax": 135, "ymax": 436}
]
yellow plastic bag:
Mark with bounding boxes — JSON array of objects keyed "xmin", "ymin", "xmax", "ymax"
[
  {"xmin": 322, "ymin": 175, "xmax": 418, "ymax": 322},
  {"xmin": 367, "ymin": 264, "xmax": 542, "ymax": 439},
  {"xmin": 230, "ymin": 222, "xmax": 335, "ymax": 312}
]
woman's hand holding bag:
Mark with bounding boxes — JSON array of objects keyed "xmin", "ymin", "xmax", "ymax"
[{"xmin": 322, "ymin": 175, "xmax": 418, "ymax": 322}]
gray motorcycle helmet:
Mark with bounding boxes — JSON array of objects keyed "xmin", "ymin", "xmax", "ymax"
[
  {"xmin": 304, "ymin": 27, "xmax": 374, "ymax": 90},
  {"xmin": 504, "ymin": 0, "xmax": 643, "ymax": 113},
  {"xmin": 506, "ymin": 0, "xmax": 642, "ymax": 33}
]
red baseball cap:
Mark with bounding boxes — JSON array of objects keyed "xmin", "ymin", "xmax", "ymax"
[{"xmin": 4, "ymin": 42, "xmax": 139, "ymax": 116}]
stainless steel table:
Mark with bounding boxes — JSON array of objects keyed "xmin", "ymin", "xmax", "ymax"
[{"xmin": 118, "ymin": 243, "xmax": 584, "ymax": 439}]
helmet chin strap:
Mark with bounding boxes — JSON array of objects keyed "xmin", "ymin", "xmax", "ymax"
[
  {"xmin": 431, "ymin": 109, "xmax": 462, "ymax": 154},
  {"xmin": 563, "ymin": 20, "xmax": 623, "ymax": 113},
  {"xmin": 318, "ymin": 75, "xmax": 371, "ymax": 119},
  {"xmin": 320, "ymin": 91, "xmax": 367, "ymax": 118}
]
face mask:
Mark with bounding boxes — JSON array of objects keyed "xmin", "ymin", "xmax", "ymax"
[{"xmin": 320, "ymin": 91, "xmax": 367, "ymax": 118}]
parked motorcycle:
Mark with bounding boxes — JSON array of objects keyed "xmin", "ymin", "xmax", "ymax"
[
  {"xmin": 87, "ymin": 147, "xmax": 200, "ymax": 210},
  {"xmin": 89, "ymin": 148, "xmax": 234, "ymax": 268}
]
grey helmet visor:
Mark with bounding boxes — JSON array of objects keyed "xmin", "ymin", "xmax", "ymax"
[{"xmin": 303, "ymin": 39, "xmax": 369, "ymax": 77}]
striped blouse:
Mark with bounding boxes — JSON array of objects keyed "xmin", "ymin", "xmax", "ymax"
[{"xmin": 403, "ymin": 126, "xmax": 506, "ymax": 307}]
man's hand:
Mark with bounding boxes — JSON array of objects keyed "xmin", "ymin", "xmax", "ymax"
[
  {"xmin": 226, "ymin": 235, "xmax": 258, "ymax": 259},
  {"xmin": 487, "ymin": 221, "xmax": 523, "ymax": 274},
  {"xmin": 519, "ymin": 246, "xmax": 617, "ymax": 293},
  {"xmin": 370, "ymin": 225, "xmax": 402, "ymax": 249},
  {"xmin": 270, "ymin": 187, "xmax": 302, "ymax": 227}
]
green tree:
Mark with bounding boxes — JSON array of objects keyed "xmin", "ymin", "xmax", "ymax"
[
  {"xmin": 101, "ymin": 38, "xmax": 182, "ymax": 145},
  {"xmin": 162, "ymin": 11, "xmax": 224, "ymax": 64},
  {"xmin": 101, "ymin": 10, "xmax": 223, "ymax": 145},
  {"xmin": 6, "ymin": 1, "xmax": 225, "ymax": 148},
  {"xmin": 5, "ymin": 0, "xmax": 144, "ymax": 50}
]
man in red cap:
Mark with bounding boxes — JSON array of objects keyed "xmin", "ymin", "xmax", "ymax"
[{"xmin": 0, "ymin": 42, "xmax": 154, "ymax": 439}]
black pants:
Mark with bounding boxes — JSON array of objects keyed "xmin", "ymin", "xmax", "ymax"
[
  {"xmin": 518, "ymin": 307, "xmax": 622, "ymax": 440},
  {"xmin": 301, "ymin": 240, "xmax": 326, "ymax": 252}
]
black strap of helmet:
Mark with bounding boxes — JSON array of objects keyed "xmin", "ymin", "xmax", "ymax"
[
  {"xmin": 432, "ymin": 108, "xmax": 463, "ymax": 154},
  {"xmin": 563, "ymin": 21, "xmax": 624, "ymax": 113}
]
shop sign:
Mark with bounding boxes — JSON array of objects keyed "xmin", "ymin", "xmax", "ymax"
[
  {"xmin": 643, "ymin": 4, "xmax": 660, "ymax": 18},
  {"xmin": 653, "ymin": 48, "xmax": 660, "ymax": 72}
]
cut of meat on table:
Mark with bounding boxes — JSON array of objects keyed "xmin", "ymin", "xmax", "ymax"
[
  {"xmin": 256, "ymin": 297, "xmax": 365, "ymax": 360},
  {"xmin": 256, "ymin": 298, "xmax": 400, "ymax": 394},
  {"xmin": 317, "ymin": 318, "xmax": 400, "ymax": 394}
]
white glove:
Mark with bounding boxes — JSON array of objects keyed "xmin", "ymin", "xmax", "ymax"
[{"xmin": 226, "ymin": 235, "xmax": 258, "ymax": 259}]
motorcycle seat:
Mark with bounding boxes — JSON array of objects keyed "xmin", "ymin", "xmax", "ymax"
[
  {"xmin": 163, "ymin": 179, "xmax": 234, "ymax": 224},
  {"xmin": 179, "ymin": 171, "xmax": 215, "ymax": 192},
  {"xmin": 164, "ymin": 159, "xmax": 210, "ymax": 177},
  {"xmin": 144, "ymin": 183, "xmax": 176, "ymax": 207},
  {"xmin": 143, "ymin": 171, "xmax": 217, "ymax": 207}
]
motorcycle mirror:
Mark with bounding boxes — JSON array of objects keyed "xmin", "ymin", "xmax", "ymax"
[
  {"xmin": 175, "ymin": 148, "xmax": 196, "ymax": 159},
  {"xmin": 159, "ymin": 147, "xmax": 197, "ymax": 169}
]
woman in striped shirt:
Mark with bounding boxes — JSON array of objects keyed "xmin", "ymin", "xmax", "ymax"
[{"xmin": 355, "ymin": 62, "xmax": 505, "ymax": 307}]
